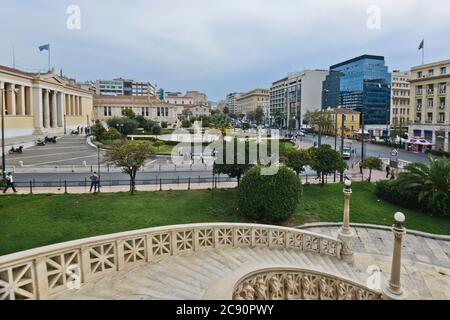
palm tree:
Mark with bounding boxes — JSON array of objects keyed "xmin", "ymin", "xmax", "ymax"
[
  {"xmin": 362, "ymin": 157, "xmax": 383, "ymax": 182},
  {"xmin": 397, "ymin": 157, "xmax": 450, "ymax": 216}
]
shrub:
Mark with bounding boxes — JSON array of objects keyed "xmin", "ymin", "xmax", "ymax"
[
  {"xmin": 426, "ymin": 149, "xmax": 450, "ymax": 158},
  {"xmin": 103, "ymin": 128, "xmax": 121, "ymax": 141},
  {"xmin": 92, "ymin": 123, "xmax": 107, "ymax": 141},
  {"xmin": 182, "ymin": 119, "xmax": 191, "ymax": 128},
  {"xmin": 237, "ymin": 166, "xmax": 302, "ymax": 222},
  {"xmin": 161, "ymin": 122, "xmax": 168, "ymax": 129},
  {"xmin": 152, "ymin": 125, "xmax": 162, "ymax": 135}
]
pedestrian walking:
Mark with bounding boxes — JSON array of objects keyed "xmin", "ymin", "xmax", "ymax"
[
  {"xmin": 3, "ymin": 172, "xmax": 17, "ymax": 193},
  {"xmin": 359, "ymin": 161, "xmax": 363, "ymax": 174},
  {"xmin": 89, "ymin": 172, "xmax": 99, "ymax": 192},
  {"xmin": 385, "ymin": 165, "xmax": 391, "ymax": 178},
  {"xmin": 80, "ymin": 127, "xmax": 84, "ymax": 135}
]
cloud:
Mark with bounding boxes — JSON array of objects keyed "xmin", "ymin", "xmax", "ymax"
[{"xmin": 1, "ymin": 0, "xmax": 449, "ymax": 100}]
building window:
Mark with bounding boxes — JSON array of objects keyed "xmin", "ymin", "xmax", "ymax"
[
  {"xmin": 428, "ymin": 98, "xmax": 434, "ymax": 108},
  {"xmin": 104, "ymin": 107, "xmax": 107, "ymax": 116},
  {"xmin": 427, "ymin": 113, "xmax": 433, "ymax": 122},
  {"xmin": 439, "ymin": 113, "xmax": 445, "ymax": 123},
  {"xmin": 440, "ymin": 83, "xmax": 447, "ymax": 94},
  {"xmin": 165, "ymin": 107, "xmax": 169, "ymax": 117},
  {"xmin": 146, "ymin": 107, "xmax": 149, "ymax": 116},
  {"xmin": 417, "ymin": 71, "xmax": 423, "ymax": 78},
  {"xmin": 440, "ymin": 98, "xmax": 446, "ymax": 109},
  {"xmin": 428, "ymin": 69, "xmax": 434, "ymax": 77},
  {"xmin": 141, "ymin": 107, "xmax": 145, "ymax": 116},
  {"xmin": 157, "ymin": 107, "xmax": 161, "ymax": 117},
  {"xmin": 427, "ymin": 84, "xmax": 434, "ymax": 94},
  {"xmin": 440, "ymin": 67, "xmax": 447, "ymax": 75},
  {"xmin": 417, "ymin": 86, "xmax": 423, "ymax": 95},
  {"xmin": 108, "ymin": 107, "xmax": 112, "ymax": 116}
]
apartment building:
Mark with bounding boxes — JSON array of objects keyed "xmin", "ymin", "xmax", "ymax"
[
  {"xmin": 226, "ymin": 92, "xmax": 243, "ymax": 115},
  {"xmin": 322, "ymin": 107, "xmax": 361, "ymax": 136},
  {"xmin": 409, "ymin": 59, "xmax": 450, "ymax": 152},
  {"xmin": 390, "ymin": 71, "xmax": 412, "ymax": 132},
  {"xmin": 270, "ymin": 70, "xmax": 329, "ymax": 129},
  {"xmin": 235, "ymin": 88, "xmax": 269, "ymax": 116}
]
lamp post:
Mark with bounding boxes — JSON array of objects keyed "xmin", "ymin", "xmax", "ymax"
[
  {"xmin": 337, "ymin": 177, "xmax": 355, "ymax": 264},
  {"xmin": 340, "ymin": 114, "xmax": 346, "ymax": 182},
  {"xmin": 1, "ymin": 88, "xmax": 19, "ymax": 179},
  {"xmin": 382, "ymin": 212, "xmax": 407, "ymax": 300}
]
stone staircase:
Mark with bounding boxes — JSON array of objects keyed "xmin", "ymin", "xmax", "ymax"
[{"xmin": 52, "ymin": 246, "xmax": 368, "ymax": 300}]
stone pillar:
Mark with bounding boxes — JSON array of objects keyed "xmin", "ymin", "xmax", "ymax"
[
  {"xmin": 51, "ymin": 91, "xmax": 57, "ymax": 128},
  {"xmin": 32, "ymin": 87, "xmax": 44, "ymax": 134},
  {"xmin": 25, "ymin": 86, "xmax": 33, "ymax": 115},
  {"xmin": 43, "ymin": 89, "xmax": 50, "ymax": 128},
  {"xmin": 17, "ymin": 85, "xmax": 25, "ymax": 115},
  {"xmin": 5, "ymin": 83, "xmax": 16, "ymax": 115},
  {"xmin": 79, "ymin": 96, "xmax": 82, "ymax": 116},
  {"xmin": 70, "ymin": 95, "xmax": 74, "ymax": 116},
  {"xmin": 337, "ymin": 178, "xmax": 356, "ymax": 264},
  {"xmin": 57, "ymin": 92, "xmax": 64, "ymax": 127},
  {"xmin": 383, "ymin": 212, "xmax": 408, "ymax": 300}
]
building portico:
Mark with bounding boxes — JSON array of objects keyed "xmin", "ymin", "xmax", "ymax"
[{"xmin": 0, "ymin": 65, "xmax": 93, "ymax": 140}]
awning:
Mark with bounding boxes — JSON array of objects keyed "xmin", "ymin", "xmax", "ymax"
[{"xmin": 405, "ymin": 137, "xmax": 434, "ymax": 146}]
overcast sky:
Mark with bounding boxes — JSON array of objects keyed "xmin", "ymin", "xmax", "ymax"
[{"xmin": 2, "ymin": 0, "xmax": 450, "ymax": 101}]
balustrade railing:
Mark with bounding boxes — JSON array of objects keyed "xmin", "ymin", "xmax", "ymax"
[{"xmin": 0, "ymin": 223, "xmax": 342, "ymax": 300}]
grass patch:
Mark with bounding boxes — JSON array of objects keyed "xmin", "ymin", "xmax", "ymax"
[{"xmin": 0, "ymin": 182, "xmax": 448, "ymax": 255}]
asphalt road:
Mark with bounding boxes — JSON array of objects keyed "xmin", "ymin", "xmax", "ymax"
[{"xmin": 300, "ymin": 134, "xmax": 430, "ymax": 164}]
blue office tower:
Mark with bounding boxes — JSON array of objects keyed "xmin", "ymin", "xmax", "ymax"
[{"xmin": 322, "ymin": 55, "xmax": 391, "ymax": 125}]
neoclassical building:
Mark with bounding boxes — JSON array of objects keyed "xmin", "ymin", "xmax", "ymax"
[{"xmin": 0, "ymin": 65, "xmax": 93, "ymax": 139}]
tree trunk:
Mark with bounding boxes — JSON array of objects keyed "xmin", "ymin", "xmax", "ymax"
[
  {"xmin": 322, "ymin": 173, "xmax": 325, "ymax": 185},
  {"xmin": 130, "ymin": 170, "xmax": 136, "ymax": 195},
  {"xmin": 369, "ymin": 169, "xmax": 372, "ymax": 182}
]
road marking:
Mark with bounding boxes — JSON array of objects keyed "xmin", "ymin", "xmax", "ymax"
[
  {"xmin": 8, "ymin": 150, "xmax": 95, "ymax": 161},
  {"xmin": 29, "ymin": 155, "xmax": 99, "ymax": 166}
]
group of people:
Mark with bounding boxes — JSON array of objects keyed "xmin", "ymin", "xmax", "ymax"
[{"xmin": 76, "ymin": 126, "xmax": 91, "ymax": 135}]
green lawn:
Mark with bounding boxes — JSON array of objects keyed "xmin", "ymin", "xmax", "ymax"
[{"xmin": 0, "ymin": 182, "xmax": 448, "ymax": 256}]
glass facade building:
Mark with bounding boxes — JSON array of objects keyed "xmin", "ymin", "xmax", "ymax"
[{"xmin": 322, "ymin": 55, "xmax": 391, "ymax": 125}]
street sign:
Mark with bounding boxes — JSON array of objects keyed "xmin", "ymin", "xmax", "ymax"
[{"xmin": 391, "ymin": 149, "xmax": 398, "ymax": 157}]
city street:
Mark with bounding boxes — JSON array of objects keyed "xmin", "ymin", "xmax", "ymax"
[{"xmin": 299, "ymin": 133, "xmax": 430, "ymax": 164}]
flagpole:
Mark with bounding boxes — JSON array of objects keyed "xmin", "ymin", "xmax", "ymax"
[{"xmin": 422, "ymin": 44, "xmax": 425, "ymax": 65}]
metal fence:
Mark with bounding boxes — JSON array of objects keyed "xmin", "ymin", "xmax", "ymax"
[{"xmin": 12, "ymin": 175, "xmax": 238, "ymax": 194}]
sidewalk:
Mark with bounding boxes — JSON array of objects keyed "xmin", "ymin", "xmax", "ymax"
[{"xmin": 1, "ymin": 168, "xmax": 390, "ymax": 195}]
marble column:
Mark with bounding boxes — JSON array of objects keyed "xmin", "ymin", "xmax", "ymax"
[
  {"xmin": 43, "ymin": 89, "xmax": 50, "ymax": 128},
  {"xmin": 25, "ymin": 86, "xmax": 33, "ymax": 115},
  {"xmin": 16, "ymin": 85, "xmax": 25, "ymax": 115},
  {"xmin": 51, "ymin": 91, "xmax": 57, "ymax": 128},
  {"xmin": 32, "ymin": 87, "xmax": 44, "ymax": 134},
  {"xmin": 78, "ymin": 96, "xmax": 82, "ymax": 116},
  {"xmin": 70, "ymin": 95, "xmax": 74, "ymax": 116},
  {"xmin": 383, "ymin": 212, "xmax": 407, "ymax": 300},
  {"xmin": 5, "ymin": 83, "xmax": 16, "ymax": 115},
  {"xmin": 57, "ymin": 92, "xmax": 64, "ymax": 127}
]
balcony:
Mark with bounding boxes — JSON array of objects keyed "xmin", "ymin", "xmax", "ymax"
[
  {"xmin": 439, "ymin": 89, "xmax": 447, "ymax": 96},
  {"xmin": 427, "ymin": 90, "xmax": 434, "ymax": 96},
  {"xmin": 416, "ymin": 90, "xmax": 423, "ymax": 96}
]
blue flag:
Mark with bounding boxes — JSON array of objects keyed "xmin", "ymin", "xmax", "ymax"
[
  {"xmin": 418, "ymin": 40, "xmax": 424, "ymax": 50},
  {"xmin": 39, "ymin": 44, "xmax": 50, "ymax": 51}
]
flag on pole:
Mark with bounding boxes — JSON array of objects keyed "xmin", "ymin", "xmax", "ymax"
[
  {"xmin": 39, "ymin": 44, "xmax": 50, "ymax": 51},
  {"xmin": 418, "ymin": 40, "xmax": 424, "ymax": 50}
]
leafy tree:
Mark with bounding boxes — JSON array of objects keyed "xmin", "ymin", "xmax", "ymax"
[
  {"xmin": 285, "ymin": 149, "xmax": 311, "ymax": 175},
  {"xmin": 135, "ymin": 115, "xmax": 149, "ymax": 129},
  {"xmin": 309, "ymin": 144, "xmax": 346, "ymax": 185},
  {"xmin": 254, "ymin": 106, "xmax": 264, "ymax": 125},
  {"xmin": 92, "ymin": 122, "xmax": 107, "ymax": 141},
  {"xmin": 122, "ymin": 108, "xmax": 136, "ymax": 119},
  {"xmin": 161, "ymin": 121, "xmax": 168, "ymax": 129},
  {"xmin": 106, "ymin": 141, "xmax": 155, "ymax": 194},
  {"xmin": 121, "ymin": 118, "xmax": 139, "ymax": 135},
  {"xmin": 213, "ymin": 137, "xmax": 253, "ymax": 185},
  {"xmin": 181, "ymin": 119, "xmax": 191, "ymax": 128},
  {"xmin": 237, "ymin": 166, "xmax": 302, "ymax": 222},
  {"xmin": 209, "ymin": 113, "xmax": 231, "ymax": 129},
  {"xmin": 272, "ymin": 110, "xmax": 285, "ymax": 128},
  {"xmin": 152, "ymin": 140, "xmax": 165, "ymax": 152},
  {"xmin": 397, "ymin": 157, "xmax": 450, "ymax": 216},
  {"xmin": 223, "ymin": 106, "xmax": 230, "ymax": 114},
  {"xmin": 247, "ymin": 111, "xmax": 256, "ymax": 123},
  {"xmin": 362, "ymin": 157, "xmax": 383, "ymax": 182}
]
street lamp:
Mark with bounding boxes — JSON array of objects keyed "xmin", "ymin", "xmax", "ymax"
[{"xmin": 1, "ymin": 87, "xmax": 19, "ymax": 179}]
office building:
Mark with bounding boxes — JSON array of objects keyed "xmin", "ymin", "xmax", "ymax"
[
  {"xmin": 322, "ymin": 55, "xmax": 391, "ymax": 130},
  {"xmin": 390, "ymin": 71, "xmax": 412, "ymax": 132},
  {"xmin": 270, "ymin": 70, "xmax": 329, "ymax": 129},
  {"xmin": 235, "ymin": 88, "xmax": 269, "ymax": 116},
  {"xmin": 226, "ymin": 92, "xmax": 243, "ymax": 115}
]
